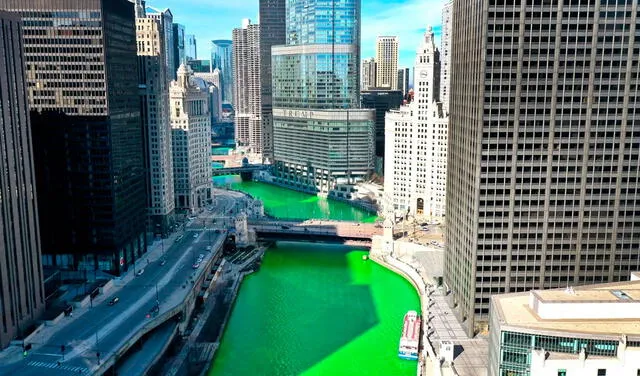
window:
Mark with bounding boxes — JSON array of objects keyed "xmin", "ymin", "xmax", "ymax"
[
  {"xmin": 557, "ymin": 370, "xmax": 566, "ymax": 376},
  {"xmin": 597, "ymin": 370, "xmax": 606, "ymax": 376}
]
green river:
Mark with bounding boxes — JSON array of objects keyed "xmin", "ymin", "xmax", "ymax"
[{"xmin": 208, "ymin": 176, "xmax": 420, "ymax": 376}]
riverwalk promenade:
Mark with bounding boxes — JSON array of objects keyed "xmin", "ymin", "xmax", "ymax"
[{"xmin": 370, "ymin": 235, "xmax": 489, "ymax": 376}]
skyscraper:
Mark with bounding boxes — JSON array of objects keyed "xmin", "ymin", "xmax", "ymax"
[
  {"xmin": 361, "ymin": 57, "xmax": 377, "ymax": 90},
  {"xmin": 170, "ymin": 65, "xmax": 212, "ymax": 213},
  {"xmin": 135, "ymin": 3, "xmax": 176, "ymax": 237},
  {"xmin": 375, "ymin": 36, "xmax": 399, "ymax": 90},
  {"xmin": 142, "ymin": 4, "xmax": 175, "ymax": 81},
  {"xmin": 194, "ymin": 70, "xmax": 223, "ymax": 125},
  {"xmin": 0, "ymin": 10, "xmax": 45, "ymax": 349},
  {"xmin": 385, "ymin": 27, "xmax": 447, "ymax": 218},
  {"xmin": 259, "ymin": 0, "xmax": 286, "ymax": 162},
  {"xmin": 172, "ymin": 23, "xmax": 185, "ymax": 67},
  {"xmin": 1, "ymin": 0, "xmax": 147, "ymax": 274},
  {"xmin": 272, "ymin": 0, "xmax": 374, "ymax": 195},
  {"xmin": 446, "ymin": 0, "xmax": 640, "ymax": 337},
  {"xmin": 397, "ymin": 67, "xmax": 410, "ymax": 97},
  {"xmin": 210, "ymin": 39, "xmax": 233, "ymax": 105},
  {"xmin": 232, "ymin": 19, "xmax": 262, "ymax": 155},
  {"xmin": 187, "ymin": 59, "xmax": 211, "ymax": 73},
  {"xmin": 361, "ymin": 88, "xmax": 403, "ymax": 160},
  {"xmin": 185, "ymin": 34, "xmax": 197, "ymax": 60},
  {"xmin": 440, "ymin": 0, "xmax": 452, "ymax": 114}
]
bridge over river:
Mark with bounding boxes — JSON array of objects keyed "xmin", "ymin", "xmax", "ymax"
[{"xmin": 248, "ymin": 219, "xmax": 381, "ymax": 246}]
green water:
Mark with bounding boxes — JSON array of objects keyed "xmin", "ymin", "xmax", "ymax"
[
  {"xmin": 209, "ymin": 176, "xmax": 418, "ymax": 376},
  {"xmin": 209, "ymin": 243, "xmax": 420, "ymax": 376},
  {"xmin": 212, "ymin": 176, "xmax": 378, "ymax": 223},
  {"xmin": 212, "ymin": 147, "xmax": 234, "ymax": 156}
]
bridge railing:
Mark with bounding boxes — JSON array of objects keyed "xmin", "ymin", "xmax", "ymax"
[{"xmin": 248, "ymin": 218, "xmax": 377, "ymax": 225}]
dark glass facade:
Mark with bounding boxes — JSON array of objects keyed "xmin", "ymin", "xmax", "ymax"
[
  {"xmin": 0, "ymin": 10, "xmax": 45, "ymax": 349},
  {"xmin": 259, "ymin": 0, "xmax": 286, "ymax": 161},
  {"xmin": 0, "ymin": 0, "xmax": 146, "ymax": 275},
  {"xmin": 361, "ymin": 89, "xmax": 403, "ymax": 158},
  {"xmin": 187, "ymin": 59, "xmax": 211, "ymax": 73},
  {"xmin": 210, "ymin": 39, "xmax": 233, "ymax": 104},
  {"xmin": 172, "ymin": 23, "xmax": 185, "ymax": 67}
]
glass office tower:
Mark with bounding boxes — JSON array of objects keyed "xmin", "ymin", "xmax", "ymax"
[
  {"xmin": 211, "ymin": 39, "xmax": 233, "ymax": 105},
  {"xmin": 272, "ymin": 0, "xmax": 374, "ymax": 195},
  {"xmin": 0, "ymin": 10, "xmax": 45, "ymax": 349},
  {"xmin": 258, "ymin": 0, "xmax": 286, "ymax": 162},
  {"xmin": 1, "ymin": 0, "xmax": 147, "ymax": 275}
]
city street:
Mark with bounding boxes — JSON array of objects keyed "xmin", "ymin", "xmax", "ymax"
[{"xmin": 0, "ymin": 229, "xmax": 223, "ymax": 376}]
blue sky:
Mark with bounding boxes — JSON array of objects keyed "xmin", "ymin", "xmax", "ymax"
[{"xmin": 146, "ymin": 0, "xmax": 444, "ymax": 69}]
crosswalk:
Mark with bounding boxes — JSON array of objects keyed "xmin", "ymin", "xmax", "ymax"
[{"xmin": 27, "ymin": 360, "xmax": 89, "ymax": 374}]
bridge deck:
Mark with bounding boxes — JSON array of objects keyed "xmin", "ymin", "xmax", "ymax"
[{"xmin": 249, "ymin": 219, "xmax": 381, "ymax": 240}]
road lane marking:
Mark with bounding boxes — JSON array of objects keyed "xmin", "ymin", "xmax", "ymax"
[
  {"xmin": 28, "ymin": 361, "xmax": 89, "ymax": 373},
  {"xmin": 32, "ymin": 352, "xmax": 64, "ymax": 357}
]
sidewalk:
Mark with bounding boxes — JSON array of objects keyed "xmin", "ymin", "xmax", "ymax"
[
  {"xmin": 0, "ymin": 231, "xmax": 183, "ymax": 365},
  {"xmin": 374, "ymin": 245, "xmax": 488, "ymax": 376}
]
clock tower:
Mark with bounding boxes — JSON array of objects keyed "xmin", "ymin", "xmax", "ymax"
[{"xmin": 413, "ymin": 26, "xmax": 440, "ymax": 112}]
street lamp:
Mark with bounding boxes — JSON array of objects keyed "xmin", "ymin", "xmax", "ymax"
[
  {"xmin": 161, "ymin": 237, "xmax": 165, "ymax": 262},
  {"xmin": 95, "ymin": 331, "xmax": 100, "ymax": 364}
]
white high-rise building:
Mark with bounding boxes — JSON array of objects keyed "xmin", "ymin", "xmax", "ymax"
[
  {"xmin": 170, "ymin": 64, "xmax": 212, "ymax": 213},
  {"xmin": 440, "ymin": 0, "xmax": 453, "ymax": 114},
  {"xmin": 384, "ymin": 27, "xmax": 447, "ymax": 218},
  {"xmin": 361, "ymin": 57, "xmax": 377, "ymax": 90},
  {"xmin": 232, "ymin": 19, "xmax": 263, "ymax": 156},
  {"xmin": 135, "ymin": 3, "xmax": 176, "ymax": 235},
  {"xmin": 375, "ymin": 36, "xmax": 399, "ymax": 90}
]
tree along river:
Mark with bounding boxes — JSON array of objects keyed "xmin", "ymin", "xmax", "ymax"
[{"xmin": 208, "ymin": 176, "xmax": 420, "ymax": 376}]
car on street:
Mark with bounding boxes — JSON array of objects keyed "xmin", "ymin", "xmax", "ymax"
[
  {"xmin": 192, "ymin": 262, "xmax": 200, "ymax": 269},
  {"xmin": 206, "ymin": 245, "xmax": 212, "ymax": 251},
  {"xmin": 214, "ymin": 229, "xmax": 221, "ymax": 233},
  {"xmin": 108, "ymin": 297, "xmax": 119, "ymax": 306},
  {"xmin": 160, "ymin": 259, "xmax": 167, "ymax": 266},
  {"xmin": 146, "ymin": 305, "xmax": 160, "ymax": 318},
  {"xmin": 193, "ymin": 233, "xmax": 198, "ymax": 239},
  {"xmin": 198, "ymin": 253, "xmax": 204, "ymax": 259},
  {"xmin": 136, "ymin": 268, "xmax": 144, "ymax": 276}
]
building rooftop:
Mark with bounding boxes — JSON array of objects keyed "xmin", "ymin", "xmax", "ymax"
[{"xmin": 492, "ymin": 278, "xmax": 640, "ymax": 339}]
